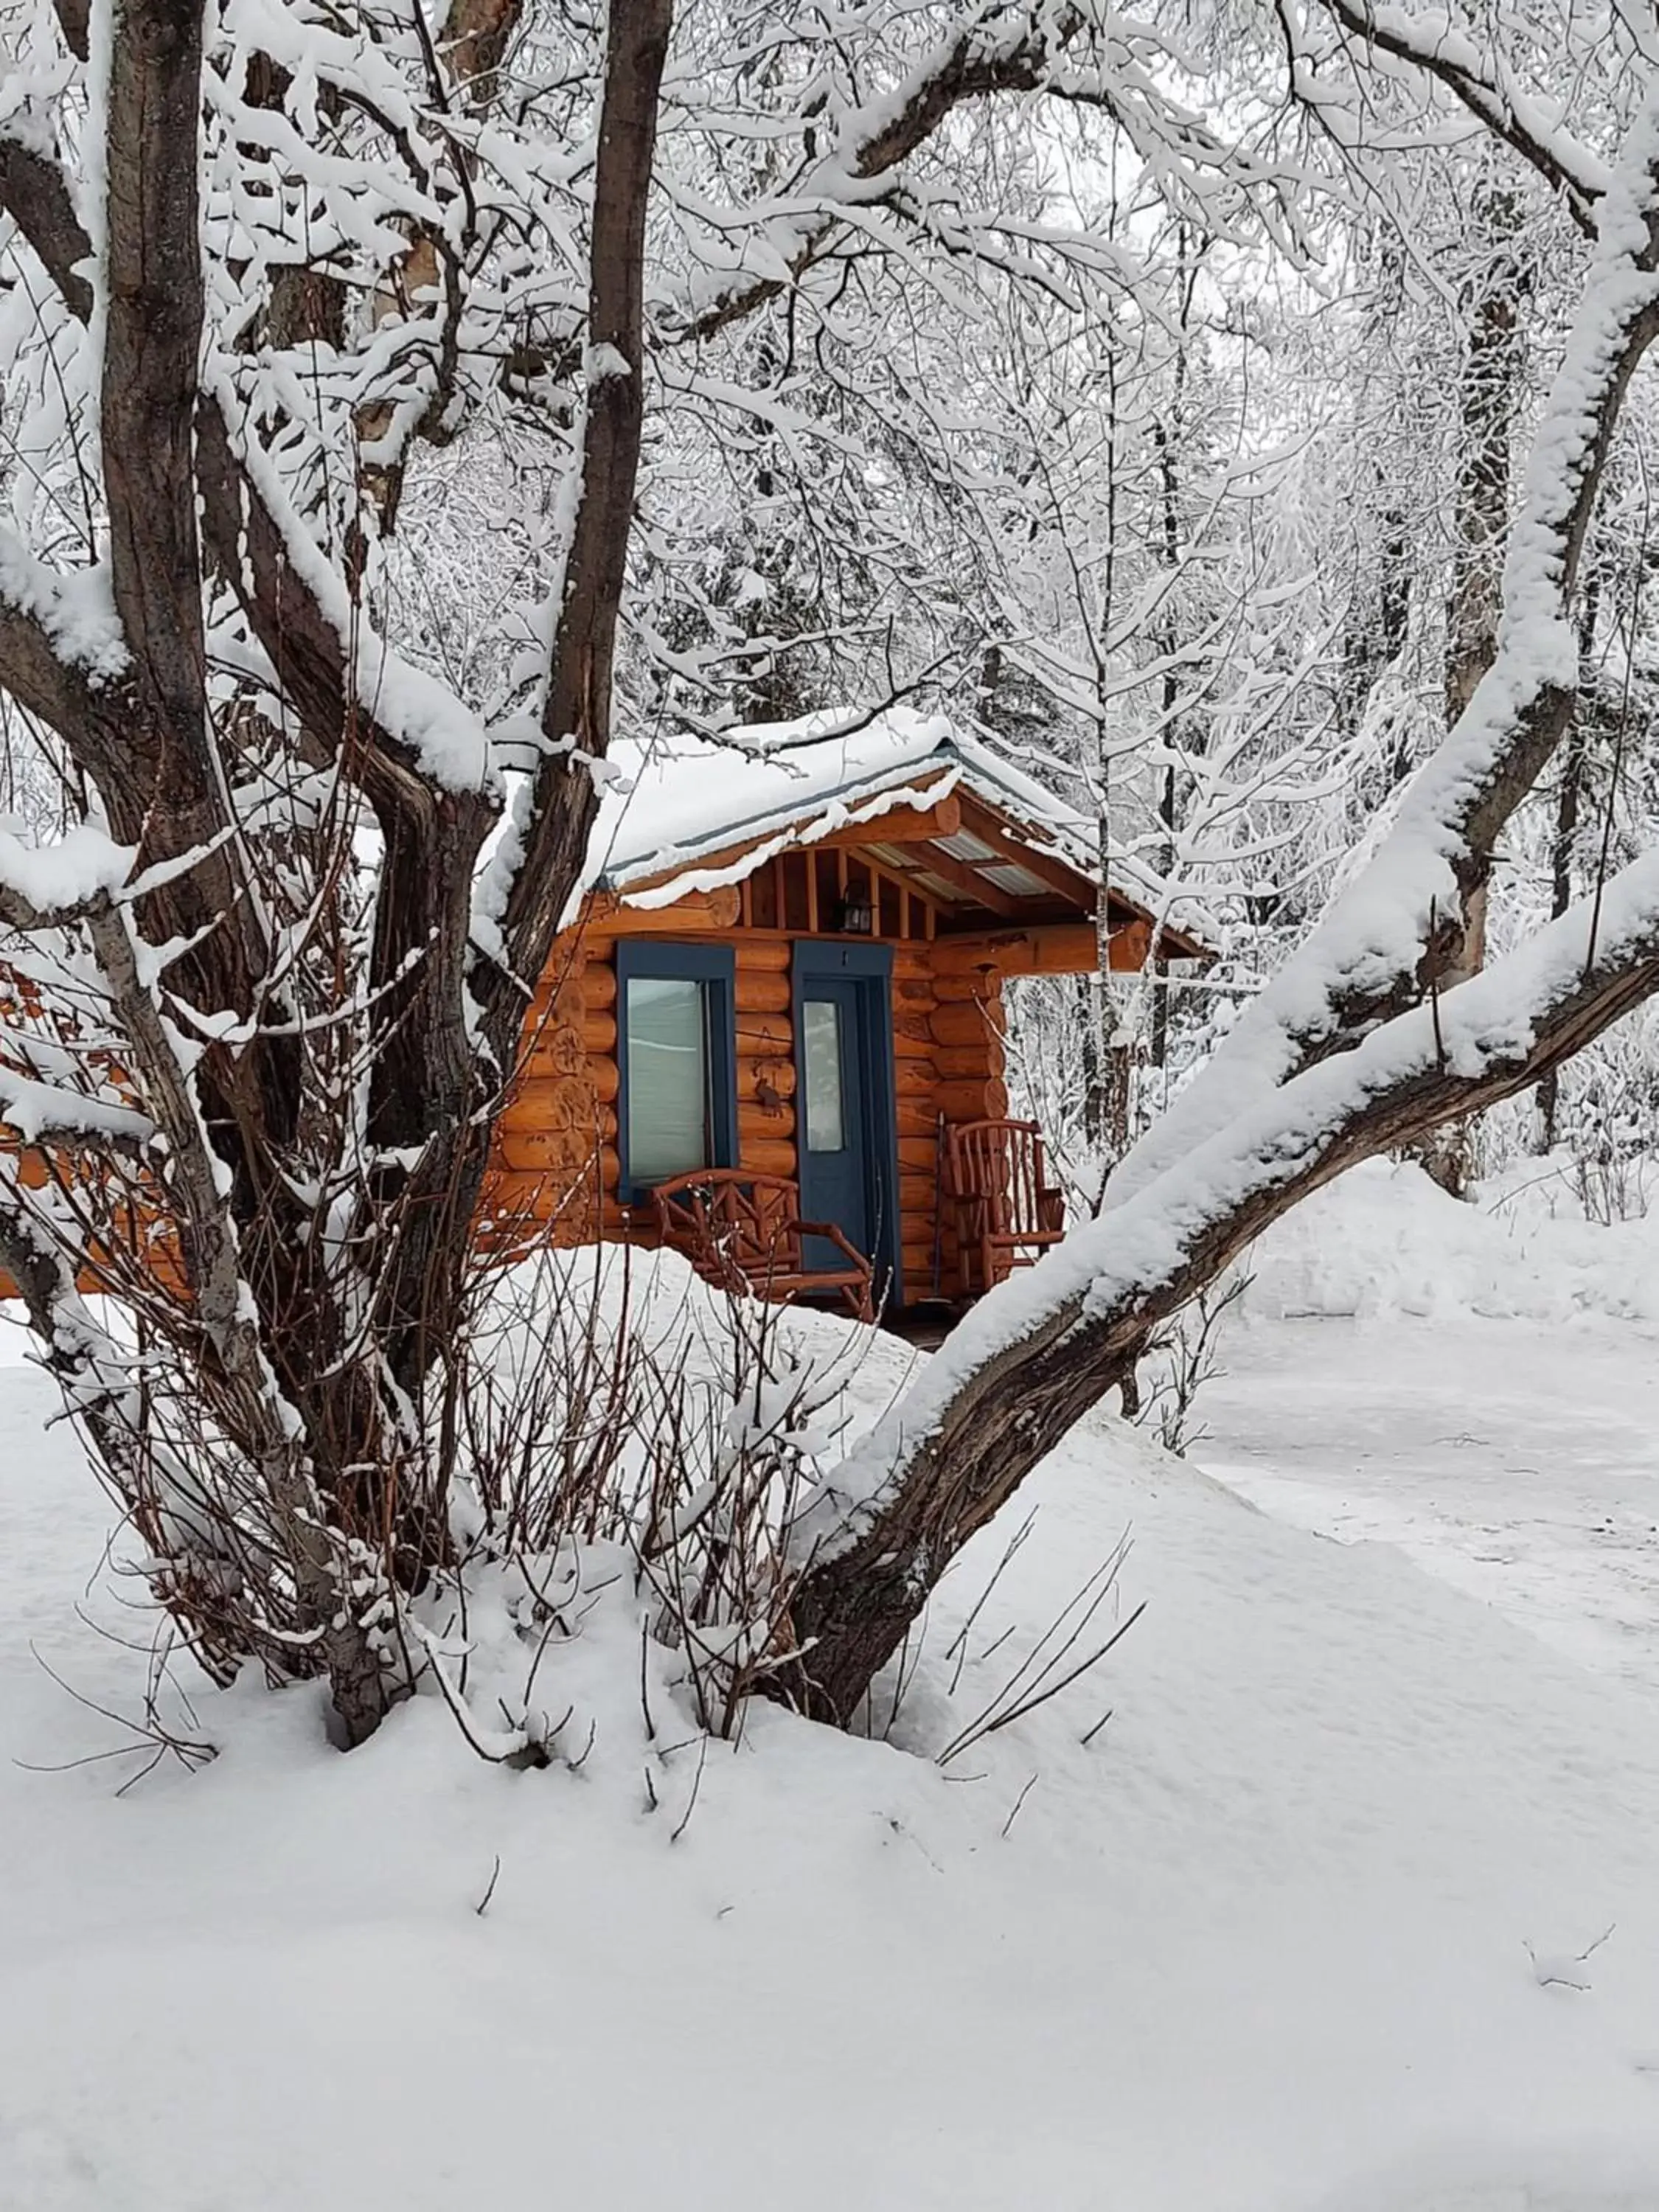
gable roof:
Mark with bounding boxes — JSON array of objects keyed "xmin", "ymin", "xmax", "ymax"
[{"xmin": 580, "ymin": 707, "xmax": 1211, "ymax": 954}]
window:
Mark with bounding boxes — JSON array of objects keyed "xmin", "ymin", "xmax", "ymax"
[{"xmin": 616, "ymin": 942, "xmax": 737, "ymax": 1200}]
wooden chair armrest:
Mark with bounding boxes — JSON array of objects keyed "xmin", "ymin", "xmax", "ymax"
[{"xmin": 794, "ymin": 1219, "xmax": 873, "ymax": 1273}]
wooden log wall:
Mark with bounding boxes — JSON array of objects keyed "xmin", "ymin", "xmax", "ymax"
[
  {"xmin": 897, "ymin": 948, "xmax": 1008, "ymax": 1299},
  {"xmin": 734, "ymin": 937, "xmax": 797, "ymax": 1185},
  {"xmin": 480, "ymin": 941, "xmax": 612, "ymax": 1253},
  {"xmin": 0, "ymin": 883, "xmax": 1054, "ymax": 1304}
]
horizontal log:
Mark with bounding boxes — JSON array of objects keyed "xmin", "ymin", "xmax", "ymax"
[
  {"xmin": 932, "ymin": 922, "xmax": 1150, "ymax": 977},
  {"xmin": 521, "ymin": 1031, "xmax": 590, "ymax": 1085},
  {"xmin": 1112, "ymin": 917, "xmax": 1152, "ymax": 970},
  {"xmin": 737, "ymin": 1135, "xmax": 796, "ymax": 1180},
  {"xmin": 897, "ymin": 1135, "xmax": 941, "ymax": 1175},
  {"xmin": 580, "ymin": 887, "xmax": 742, "ymax": 936},
  {"xmin": 480, "ymin": 1168, "xmax": 611, "ymax": 1222},
  {"xmin": 899, "ymin": 1172, "xmax": 935, "ymax": 1214},
  {"xmin": 737, "ymin": 1012, "xmax": 792, "ymax": 1054},
  {"xmin": 501, "ymin": 1074, "xmax": 601, "ymax": 1131},
  {"xmin": 582, "ymin": 1011, "xmax": 617, "ymax": 1054},
  {"xmin": 930, "ymin": 998, "xmax": 1006, "ymax": 1047},
  {"xmin": 734, "ymin": 937, "xmax": 793, "ymax": 972},
  {"xmin": 894, "ymin": 1080, "xmax": 941, "ymax": 1122},
  {"xmin": 735, "ymin": 969, "xmax": 792, "ymax": 1015},
  {"xmin": 821, "ymin": 793, "xmax": 961, "ymax": 851},
  {"xmin": 522, "ymin": 987, "xmax": 585, "ymax": 1036},
  {"xmin": 529, "ymin": 995, "xmax": 593, "ymax": 1053},
  {"xmin": 932, "ymin": 972, "xmax": 999, "ymax": 1005},
  {"xmin": 896, "ymin": 1098, "xmax": 944, "ymax": 1140},
  {"xmin": 891, "ymin": 1027, "xmax": 935, "ymax": 1063},
  {"xmin": 739, "ymin": 1054, "xmax": 796, "ymax": 1102},
  {"xmin": 0, "ymin": 1146, "xmax": 54, "ymax": 1189},
  {"xmin": 936, "ymin": 1077, "xmax": 1009, "ymax": 1123},
  {"xmin": 528, "ymin": 942, "xmax": 592, "ymax": 1004},
  {"xmin": 583, "ymin": 961, "xmax": 617, "ymax": 1010},
  {"xmin": 495, "ymin": 1125, "xmax": 605, "ymax": 1175},
  {"xmin": 739, "ymin": 1099, "xmax": 795, "ymax": 1141},
  {"xmin": 933, "ymin": 1044, "xmax": 998, "ymax": 1082}
]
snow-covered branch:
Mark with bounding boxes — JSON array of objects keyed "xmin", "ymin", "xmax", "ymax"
[
  {"xmin": 787, "ymin": 841, "xmax": 1659, "ymax": 1715},
  {"xmin": 1315, "ymin": 0, "xmax": 1611, "ymax": 225},
  {"xmin": 1112, "ymin": 85, "xmax": 1659, "ymax": 1207},
  {"xmin": 0, "ymin": 131, "xmax": 91, "ymax": 318}
]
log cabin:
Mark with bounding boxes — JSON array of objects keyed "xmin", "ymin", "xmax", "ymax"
[{"xmin": 483, "ymin": 709, "xmax": 1211, "ymax": 1313}]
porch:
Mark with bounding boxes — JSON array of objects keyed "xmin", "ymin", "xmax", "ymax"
[{"xmin": 646, "ymin": 1115, "xmax": 1065, "ymax": 1328}]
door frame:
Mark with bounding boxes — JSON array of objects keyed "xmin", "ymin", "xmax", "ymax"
[{"xmin": 792, "ymin": 939, "xmax": 902, "ymax": 1309}]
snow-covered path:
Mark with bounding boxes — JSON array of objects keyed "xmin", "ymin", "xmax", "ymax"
[{"xmin": 1200, "ymin": 1315, "xmax": 1659, "ymax": 1696}]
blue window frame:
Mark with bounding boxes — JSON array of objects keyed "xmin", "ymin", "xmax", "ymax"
[{"xmin": 615, "ymin": 941, "xmax": 739, "ymax": 1203}]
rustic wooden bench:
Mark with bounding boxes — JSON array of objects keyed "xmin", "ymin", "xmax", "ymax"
[
  {"xmin": 650, "ymin": 1169, "xmax": 875, "ymax": 1321},
  {"xmin": 942, "ymin": 1118, "xmax": 1065, "ymax": 1298}
]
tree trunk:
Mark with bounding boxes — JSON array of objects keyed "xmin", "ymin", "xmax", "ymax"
[
  {"xmin": 778, "ymin": 116, "xmax": 1659, "ymax": 1719},
  {"xmin": 1415, "ymin": 186, "xmax": 1525, "ymax": 1197}
]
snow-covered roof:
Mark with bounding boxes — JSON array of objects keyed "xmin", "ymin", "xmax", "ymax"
[{"xmin": 581, "ymin": 707, "xmax": 1199, "ymax": 942}]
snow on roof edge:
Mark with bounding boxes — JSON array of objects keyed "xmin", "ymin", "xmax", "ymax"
[{"xmin": 574, "ymin": 709, "xmax": 1214, "ymax": 953}]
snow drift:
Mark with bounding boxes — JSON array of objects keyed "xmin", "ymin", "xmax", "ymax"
[{"xmin": 1, "ymin": 1264, "xmax": 1658, "ymax": 2209}]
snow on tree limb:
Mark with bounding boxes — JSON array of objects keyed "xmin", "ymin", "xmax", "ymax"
[
  {"xmin": 0, "ymin": 131, "xmax": 92, "ymax": 317},
  {"xmin": 669, "ymin": 0, "xmax": 1304, "ymax": 350},
  {"xmin": 1110, "ymin": 83, "xmax": 1659, "ymax": 1211},
  {"xmin": 0, "ymin": 824, "xmax": 133, "ymax": 920},
  {"xmin": 0, "ymin": 543, "xmax": 128, "ymax": 736},
  {"xmin": 786, "ymin": 841, "xmax": 1659, "ymax": 1714},
  {"xmin": 776, "ymin": 83, "xmax": 1659, "ymax": 1722},
  {"xmin": 1316, "ymin": 0, "xmax": 1612, "ymax": 226}
]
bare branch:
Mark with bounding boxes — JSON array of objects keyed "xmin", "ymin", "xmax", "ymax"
[
  {"xmin": 0, "ymin": 137, "xmax": 93, "ymax": 319},
  {"xmin": 671, "ymin": 5, "xmax": 1071, "ymax": 347}
]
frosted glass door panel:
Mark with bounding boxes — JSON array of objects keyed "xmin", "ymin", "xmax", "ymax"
[
  {"xmin": 626, "ymin": 977, "xmax": 709, "ymax": 1183},
  {"xmin": 801, "ymin": 998, "xmax": 846, "ymax": 1154}
]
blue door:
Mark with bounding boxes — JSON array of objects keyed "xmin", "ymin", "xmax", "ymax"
[{"xmin": 793, "ymin": 945, "xmax": 900, "ymax": 1301}]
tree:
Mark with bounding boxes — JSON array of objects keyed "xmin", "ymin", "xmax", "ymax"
[
  {"xmin": 0, "ymin": 0, "xmax": 1327, "ymax": 1742},
  {"xmin": 778, "ymin": 36, "xmax": 1659, "ymax": 1719}
]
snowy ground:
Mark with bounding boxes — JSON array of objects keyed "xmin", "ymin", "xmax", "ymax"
[
  {"xmin": 4, "ymin": 1180, "xmax": 1659, "ymax": 2209},
  {"xmin": 1203, "ymin": 1315, "xmax": 1659, "ymax": 1694},
  {"xmin": 1203, "ymin": 1162, "xmax": 1659, "ymax": 1694}
]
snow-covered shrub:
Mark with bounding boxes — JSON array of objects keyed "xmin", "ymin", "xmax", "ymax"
[{"xmin": 406, "ymin": 1248, "xmax": 877, "ymax": 1756}]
